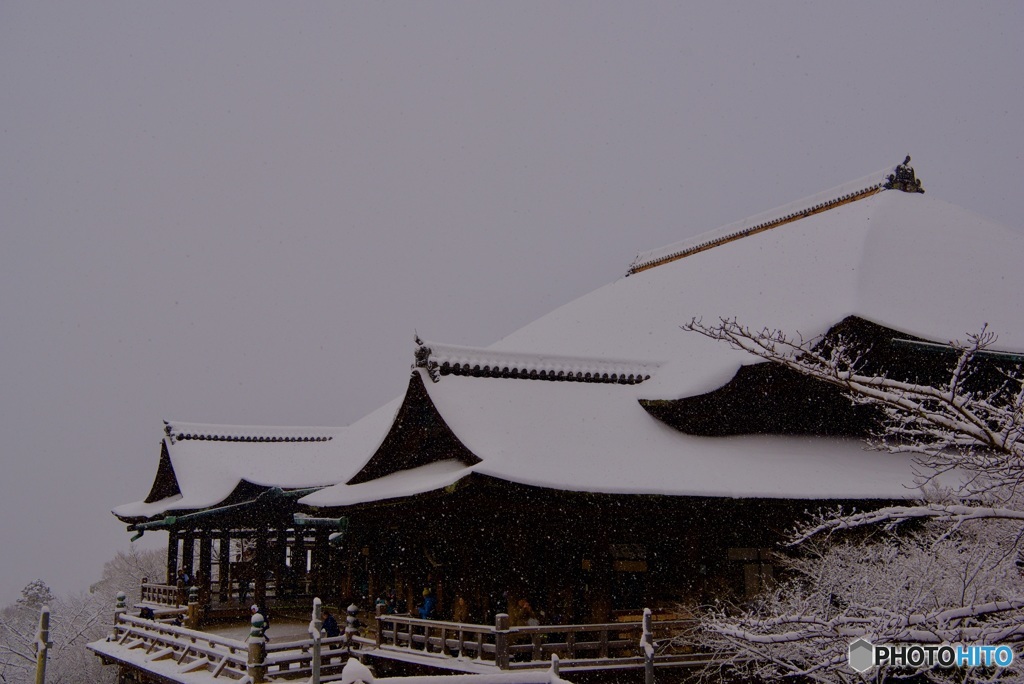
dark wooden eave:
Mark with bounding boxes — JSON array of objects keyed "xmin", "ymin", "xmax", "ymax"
[
  {"xmin": 143, "ymin": 440, "xmax": 182, "ymax": 504},
  {"xmin": 641, "ymin": 316, "xmax": 1018, "ymax": 437},
  {"xmin": 346, "ymin": 371, "xmax": 482, "ymax": 485},
  {"xmin": 123, "ymin": 480, "xmax": 320, "ymax": 529}
]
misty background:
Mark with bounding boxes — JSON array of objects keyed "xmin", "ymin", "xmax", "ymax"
[{"xmin": 1, "ymin": 2, "xmax": 1021, "ymax": 606}]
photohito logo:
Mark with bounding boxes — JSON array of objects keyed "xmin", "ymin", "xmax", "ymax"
[{"xmin": 848, "ymin": 639, "xmax": 1014, "ymax": 672}]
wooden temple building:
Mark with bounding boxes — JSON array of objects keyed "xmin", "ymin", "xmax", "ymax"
[{"xmin": 106, "ymin": 159, "xmax": 1024, "ymax": 671}]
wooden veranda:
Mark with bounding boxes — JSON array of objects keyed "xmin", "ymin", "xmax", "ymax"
[{"xmin": 90, "ymin": 600, "xmax": 706, "ymax": 683}]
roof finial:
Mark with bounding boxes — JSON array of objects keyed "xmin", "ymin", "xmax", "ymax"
[
  {"xmin": 884, "ymin": 155, "xmax": 925, "ymax": 194},
  {"xmin": 413, "ymin": 333, "xmax": 440, "ymax": 382}
]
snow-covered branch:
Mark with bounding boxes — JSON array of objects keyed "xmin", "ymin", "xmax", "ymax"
[
  {"xmin": 790, "ymin": 503, "xmax": 1024, "ymax": 544},
  {"xmin": 682, "ymin": 320, "xmax": 1024, "ymax": 683},
  {"xmin": 685, "ymin": 317, "xmax": 1024, "ymax": 500}
]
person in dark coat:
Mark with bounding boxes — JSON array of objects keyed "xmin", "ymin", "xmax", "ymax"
[{"xmin": 322, "ymin": 609, "xmax": 341, "ymax": 638}]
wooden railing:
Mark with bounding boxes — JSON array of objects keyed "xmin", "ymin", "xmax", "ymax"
[
  {"xmin": 94, "ymin": 614, "xmax": 250, "ymax": 679},
  {"xmin": 141, "ymin": 582, "xmax": 182, "ymax": 606},
  {"xmin": 140, "ymin": 579, "xmax": 318, "ymax": 607},
  {"xmin": 92, "ymin": 609, "xmax": 708, "ymax": 682},
  {"xmin": 374, "ymin": 613, "xmax": 707, "ymax": 671},
  {"xmin": 91, "ymin": 612, "xmax": 368, "ymax": 681}
]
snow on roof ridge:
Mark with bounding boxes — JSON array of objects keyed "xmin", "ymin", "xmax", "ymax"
[
  {"xmin": 627, "ymin": 165, "xmax": 899, "ymax": 275},
  {"xmin": 163, "ymin": 420, "xmax": 337, "ymax": 445},
  {"xmin": 413, "ymin": 337, "xmax": 662, "ymax": 385}
]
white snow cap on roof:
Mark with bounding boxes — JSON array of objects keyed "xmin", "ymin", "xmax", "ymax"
[
  {"xmin": 489, "ymin": 188, "xmax": 1024, "ymax": 397},
  {"xmin": 629, "ymin": 166, "xmax": 892, "ymax": 273},
  {"xmin": 118, "ymin": 163, "xmax": 1024, "ymax": 514},
  {"xmin": 113, "ymin": 401, "xmax": 400, "ymax": 519}
]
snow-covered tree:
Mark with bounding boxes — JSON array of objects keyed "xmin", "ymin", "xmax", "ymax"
[
  {"xmin": 89, "ymin": 547, "xmax": 165, "ymax": 605},
  {"xmin": 683, "ymin": 318, "xmax": 1024, "ymax": 683},
  {"xmin": 0, "ymin": 547, "xmax": 161, "ymax": 683},
  {"xmin": 0, "ymin": 580, "xmax": 112, "ymax": 684}
]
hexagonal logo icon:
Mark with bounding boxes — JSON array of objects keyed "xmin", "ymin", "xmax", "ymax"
[{"xmin": 848, "ymin": 639, "xmax": 874, "ymax": 673}]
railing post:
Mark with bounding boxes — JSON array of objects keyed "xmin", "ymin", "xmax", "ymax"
[
  {"xmin": 186, "ymin": 585, "xmax": 200, "ymax": 629},
  {"xmin": 494, "ymin": 613, "xmax": 510, "ymax": 670},
  {"xmin": 642, "ymin": 608, "xmax": 654, "ymax": 684},
  {"xmin": 549, "ymin": 653, "xmax": 560, "ymax": 679},
  {"xmin": 310, "ymin": 598, "xmax": 323, "ymax": 684},
  {"xmin": 113, "ymin": 592, "xmax": 127, "ymax": 639},
  {"xmin": 34, "ymin": 605, "xmax": 51, "ymax": 684},
  {"xmin": 346, "ymin": 603, "xmax": 360, "ymax": 650},
  {"xmin": 247, "ymin": 613, "xmax": 268, "ymax": 684},
  {"xmin": 375, "ymin": 614, "xmax": 384, "ymax": 648}
]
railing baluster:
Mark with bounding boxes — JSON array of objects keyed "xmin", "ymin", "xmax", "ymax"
[{"xmin": 494, "ymin": 613, "xmax": 510, "ymax": 670}]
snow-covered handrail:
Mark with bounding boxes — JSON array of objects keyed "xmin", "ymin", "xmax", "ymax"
[{"xmin": 375, "ymin": 612, "xmax": 702, "ymax": 671}]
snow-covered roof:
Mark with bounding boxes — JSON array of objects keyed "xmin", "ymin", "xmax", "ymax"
[
  {"xmin": 628, "ymin": 167, "xmax": 892, "ymax": 274},
  {"xmin": 489, "ymin": 187, "xmax": 1024, "ymax": 399},
  {"xmin": 303, "ymin": 368, "xmax": 922, "ymax": 506},
  {"xmin": 117, "ymin": 162, "xmax": 1024, "ymax": 520},
  {"xmin": 113, "ymin": 406, "xmax": 399, "ymax": 520}
]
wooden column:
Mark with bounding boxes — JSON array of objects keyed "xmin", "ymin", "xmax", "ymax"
[
  {"xmin": 218, "ymin": 532, "xmax": 231, "ymax": 602},
  {"xmin": 290, "ymin": 530, "xmax": 307, "ymax": 595},
  {"xmin": 182, "ymin": 532, "xmax": 195, "ymax": 578},
  {"xmin": 199, "ymin": 533, "xmax": 213, "ymax": 607},
  {"xmin": 312, "ymin": 531, "xmax": 329, "ymax": 597},
  {"xmin": 590, "ymin": 538, "xmax": 612, "ymax": 623},
  {"xmin": 254, "ymin": 532, "xmax": 268, "ymax": 608},
  {"xmin": 274, "ymin": 526, "xmax": 288, "ymax": 599},
  {"xmin": 166, "ymin": 531, "xmax": 179, "ymax": 585}
]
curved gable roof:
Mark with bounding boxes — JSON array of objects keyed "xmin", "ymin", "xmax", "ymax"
[{"xmin": 116, "ymin": 162, "xmax": 1024, "ymax": 517}]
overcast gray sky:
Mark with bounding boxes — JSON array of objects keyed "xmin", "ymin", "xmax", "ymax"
[{"xmin": 1, "ymin": 2, "xmax": 1022, "ymax": 606}]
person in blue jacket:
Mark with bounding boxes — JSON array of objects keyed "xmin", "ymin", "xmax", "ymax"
[{"xmin": 418, "ymin": 588, "xmax": 436, "ymax": 619}]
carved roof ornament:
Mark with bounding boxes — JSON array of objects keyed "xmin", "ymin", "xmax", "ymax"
[
  {"xmin": 413, "ymin": 333, "xmax": 441, "ymax": 382},
  {"xmin": 884, "ymin": 155, "xmax": 925, "ymax": 194}
]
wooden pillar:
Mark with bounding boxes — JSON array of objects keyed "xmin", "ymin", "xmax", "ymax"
[
  {"xmin": 218, "ymin": 532, "xmax": 231, "ymax": 602},
  {"xmin": 182, "ymin": 532, "xmax": 195, "ymax": 578},
  {"xmin": 254, "ymin": 532, "xmax": 268, "ymax": 608},
  {"xmin": 291, "ymin": 530, "xmax": 308, "ymax": 595},
  {"xmin": 341, "ymin": 550, "xmax": 353, "ymax": 602},
  {"xmin": 166, "ymin": 531, "xmax": 179, "ymax": 585},
  {"xmin": 199, "ymin": 533, "xmax": 213, "ymax": 607},
  {"xmin": 366, "ymin": 546, "xmax": 377, "ymax": 607},
  {"xmin": 275, "ymin": 526, "xmax": 288, "ymax": 599},
  {"xmin": 590, "ymin": 537, "xmax": 612, "ymax": 623},
  {"xmin": 313, "ymin": 531, "xmax": 329, "ymax": 597}
]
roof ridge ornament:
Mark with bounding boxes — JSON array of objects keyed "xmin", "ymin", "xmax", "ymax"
[
  {"xmin": 414, "ymin": 333, "xmax": 441, "ymax": 382},
  {"xmin": 884, "ymin": 155, "xmax": 925, "ymax": 194},
  {"xmin": 627, "ymin": 166, "xmax": 894, "ymax": 275},
  {"xmin": 414, "ymin": 338, "xmax": 658, "ymax": 385}
]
